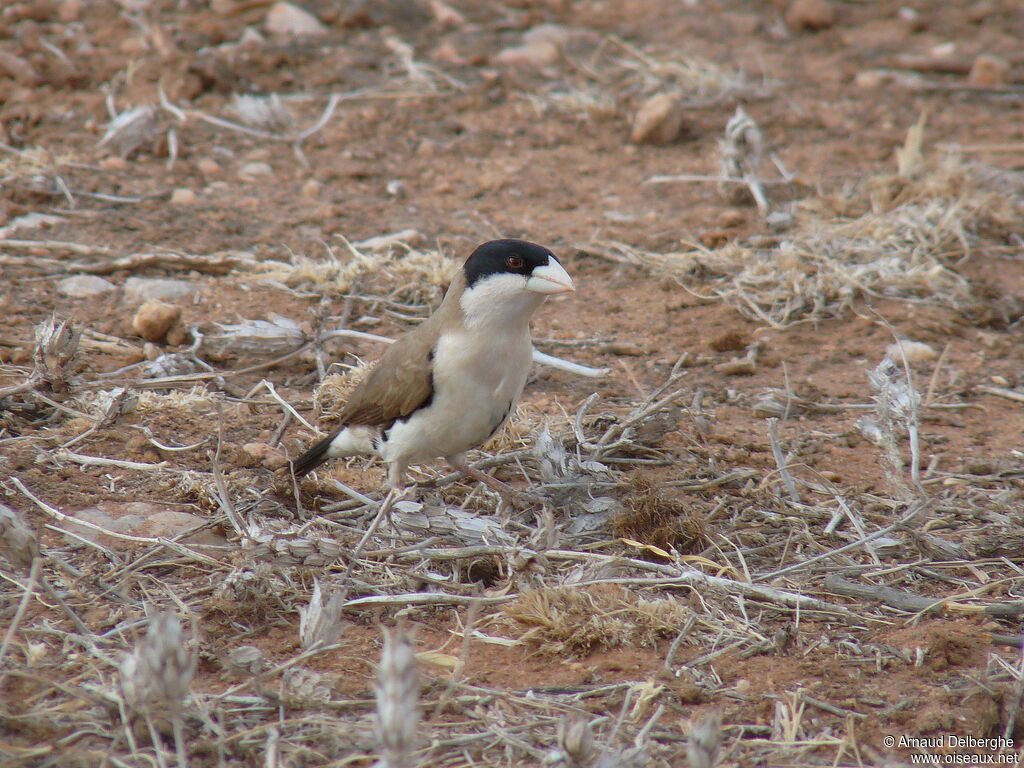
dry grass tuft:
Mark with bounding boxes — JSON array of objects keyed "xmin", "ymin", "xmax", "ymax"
[
  {"xmin": 0, "ymin": 503, "xmax": 39, "ymax": 570},
  {"xmin": 313, "ymin": 362, "xmax": 372, "ymax": 421},
  {"xmin": 612, "ymin": 473, "xmax": 709, "ymax": 554},
  {"xmin": 502, "ymin": 584, "xmax": 692, "ymax": 655},
  {"xmin": 120, "ymin": 612, "xmax": 195, "ymax": 718},
  {"xmin": 254, "ymin": 240, "xmax": 454, "ymax": 305},
  {"xmin": 590, "ymin": 152, "xmax": 1018, "ymax": 327}
]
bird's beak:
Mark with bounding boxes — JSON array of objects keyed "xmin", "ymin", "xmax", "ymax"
[{"xmin": 526, "ymin": 259, "xmax": 575, "ymax": 295}]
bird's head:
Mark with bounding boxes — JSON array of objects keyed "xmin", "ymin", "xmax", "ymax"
[
  {"xmin": 458, "ymin": 239, "xmax": 574, "ymax": 329},
  {"xmin": 463, "ymin": 239, "xmax": 574, "ymax": 294}
]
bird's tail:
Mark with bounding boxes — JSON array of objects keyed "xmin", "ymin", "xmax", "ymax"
[{"xmin": 291, "ymin": 434, "xmax": 334, "ymax": 477}]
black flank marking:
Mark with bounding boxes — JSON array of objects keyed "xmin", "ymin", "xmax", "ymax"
[{"xmin": 486, "ymin": 400, "xmax": 514, "ymax": 440}]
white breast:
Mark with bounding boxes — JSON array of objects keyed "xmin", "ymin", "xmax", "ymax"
[{"xmin": 379, "ymin": 324, "xmax": 533, "ymax": 465}]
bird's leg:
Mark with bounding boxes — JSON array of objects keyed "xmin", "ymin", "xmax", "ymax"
[
  {"xmin": 386, "ymin": 460, "xmax": 420, "ymax": 501},
  {"xmin": 446, "ymin": 456, "xmax": 541, "ymax": 508}
]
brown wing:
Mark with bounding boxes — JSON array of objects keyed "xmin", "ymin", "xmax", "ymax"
[{"xmin": 335, "ymin": 307, "xmax": 449, "ymax": 427}]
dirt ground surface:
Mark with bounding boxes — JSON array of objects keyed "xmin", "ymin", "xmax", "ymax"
[{"xmin": 3, "ymin": 0, "xmax": 1024, "ymax": 766}]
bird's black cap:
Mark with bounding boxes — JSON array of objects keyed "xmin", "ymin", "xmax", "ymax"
[{"xmin": 463, "ymin": 239, "xmax": 558, "ymax": 288}]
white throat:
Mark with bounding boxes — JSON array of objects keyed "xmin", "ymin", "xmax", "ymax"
[{"xmin": 459, "ymin": 274, "xmax": 546, "ymax": 331}]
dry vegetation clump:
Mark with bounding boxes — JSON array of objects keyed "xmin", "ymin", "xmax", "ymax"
[
  {"xmin": 612, "ymin": 472, "xmax": 710, "ymax": 554},
  {"xmin": 591, "ymin": 147, "xmax": 1023, "ymax": 327},
  {"xmin": 252, "ymin": 238, "xmax": 455, "ymax": 306},
  {"xmin": 526, "ymin": 33, "xmax": 755, "ymax": 122},
  {"xmin": 502, "ymin": 584, "xmax": 693, "ymax": 655}
]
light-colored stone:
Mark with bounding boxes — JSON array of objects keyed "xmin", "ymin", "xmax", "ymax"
[
  {"xmin": 197, "ymin": 158, "xmax": 222, "ymax": 176},
  {"xmin": 429, "ymin": 0, "xmax": 465, "ymax": 27},
  {"xmin": 522, "ymin": 23, "xmax": 572, "ymax": 50},
  {"xmin": 132, "ymin": 299, "xmax": 181, "ymax": 342},
  {"xmin": 785, "ymin": 0, "xmax": 836, "ymax": 30},
  {"xmin": 57, "ymin": 275, "xmax": 117, "ymax": 298},
  {"xmin": 968, "ymin": 54, "xmax": 1009, "ymax": 86},
  {"xmin": 242, "ymin": 442, "xmax": 289, "ymax": 470},
  {"xmin": 62, "ymin": 503, "xmax": 227, "ymax": 550},
  {"xmin": 170, "ymin": 187, "xmax": 197, "ymax": 206},
  {"xmin": 301, "ymin": 179, "xmax": 322, "ymax": 200},
  {"xmin": 887, "ymin": 339, "xmax": 938, "ymax": 364},
  {"xmin": 100, "ymin": 156, "xmax": 129, "ymax": 171},
  {"xmin": 630, "ymin": 92, "xmax": 684, "ymax": 145},
  {"xmin": 264, "ymin": 1, "xmax": 328, "ymax": 37},
  {"xmin": 124, "ymin": 277, "xmax": 195, "ymax": 304},
  {"xmin": 58, "ymin": 0, "xmax": 84, "ymax": 21},
  {"xmin": 138, "ymin": 510, "xmax": 227, "ymax": 546},
  {"xmin": 238, "ymin": 161, "xmax": 274, "ymax": 181},
  {"xmin": 493, "ymin": 41, "xmax": 560, "ymax": 69}
]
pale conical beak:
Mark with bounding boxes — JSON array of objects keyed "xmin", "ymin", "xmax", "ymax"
[{"xmin": 526, "ymin": 259, "xmax": 575, "ymax": 295}]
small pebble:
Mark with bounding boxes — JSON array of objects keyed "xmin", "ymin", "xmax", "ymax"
[
  {"xmin": 100, "ymin": 156, "xmax": 129, "ymax": 171},
  {"xmin": 264, "ymin": 1, "xmax": 328, "ymax": 37},
  {"xmin": 197, "ymin": 157, "xmax": 222, "ymax": 176},
  {"xmin": 57, "ymin": 275, "xmax": 116, "ymax": 298},
  {"xmin": 785, "ymin": 0, "xmax": 836, "ymax": 31},
  {"xmin": 301, "ymin": 179, "xmax": 322, "ymax": 200},
  {"xmin": 630, "ymin": 92, "xmax": 684, "ymax": 145},
  {"xmin": 716, "ymin": 210, "xmax": 745, "ymax": 229},
  {"xmin": 132, "ymin": 299, "xmax": 182, "ymax": 343},
  {"xmin": 124, "ymin": 277, "xmax": 195, "ymax": 304},
  {"xmin": 238, "ymin": 161, "xmax": 274, "ymax": 181},
  {"xmin": 886, "ymin": 339, "xmax": 937, "ymax": 363},
  {"xmin": 170, "ymin": 188, "xmax": 197, "ymax": 206},
  {"xmin": 493, "ymin": 41, "xmax": 560, "ymax": 69},
  {"xmin": 968, "ymin": 54, "xmax": 1009, "ymax": 86}
]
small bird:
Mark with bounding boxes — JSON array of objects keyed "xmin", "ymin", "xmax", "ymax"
[{"xmin": 292, "ymin": 239, "xmax": 575, "ymax": 499}]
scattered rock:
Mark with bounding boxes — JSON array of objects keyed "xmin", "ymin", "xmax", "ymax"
[
  {"xmin": 785, "ymin": 0, "xmax": 836, "ymax": 30},
  {"xmin": 197, "ymin": 158, "xmax": 222, "ymax": 176},
  {"xmin": 264, "ymin": 1, "xmax": 328, "ymax": 37},
  {"xmin": 57, "ymin": 0, "xmax": 83, "ymax": 21},
  {"xmin": 238, "ymin": 161, "xmax": 274, "ymax": 181},
  {"xmin": 124, "ymin": 277, "xmax": 195, "ymax": 304},
  {"xmin": 429, "ymin": 0, "xmax": 464, "ymax": 27},
  {"xmin": 61, "ymin": 503, "xmax": 228, "ymax": 551},
  {"xmin": 886, "ymin": 339, "xmax": 937, "ymax": 363},
  {"xmin": 132, "ymin": 299, "xmax": 182, "ymax": 343},
  {"xmin": 630, "ymin": 92, "xmax": 684, "ymax": 145},
  {"xmin": 60, "ymin": 507, "xmax": 146, "ymax": 548},
  {"xmin": 301, "ymin": 179, "xmax": 322, "ymax": 200},
  {"xmin": 522, "ymin": 23, "xmax": 573, "ymax": 50},
  {"xmin": 716, "ymin": 210, "xmax": 746, "ymax": 229},
  {"xmin": 170, "ymin": 188, "xmax": 197, "ymax": 206},
  {"xmin": 57, "ymin": 275, "xmax": 116, "ymax": 298},
  {"xmin": 968, "ymin": 54, "xmax": 1009, "ymax": 86},
  {"xmin": 99, "ymin": 156, "xmax": 129, "ymax": 172},
  {"xmin": 600, "ymin": 341, "xmax": 645, "ymax": 356},
  {"xmin": 242, "ymin": 442, "xmax": 290, "ymax": 470},
  {"xmin": 493, "ymin": 41, "xmax": 560, "ymax": 69},
  {"xmin": 139, "ymin": 510, "xmax": 226, "ymax": 546}
]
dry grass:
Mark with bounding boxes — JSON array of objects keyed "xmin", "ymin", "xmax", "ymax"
[
  {"xmin": 591, "ymin": 150, "xmax": 1022, "ymax": 327},
  {"xmin": 253, "ymin": 238, "xmax": 455, "ymax": 305},
  {"xmin": 502, "ymin": 584, "xmax": 695, "ymax": 656}
]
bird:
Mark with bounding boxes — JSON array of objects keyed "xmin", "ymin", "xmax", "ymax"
[{"xmin": 291, "ymin": 239, "xmax": 575, "ymax": 500}]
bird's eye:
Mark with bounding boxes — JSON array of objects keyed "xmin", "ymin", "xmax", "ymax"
[{"xmin": 507, "ymin": 256, "xmax": 524, "ymax": 269}]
